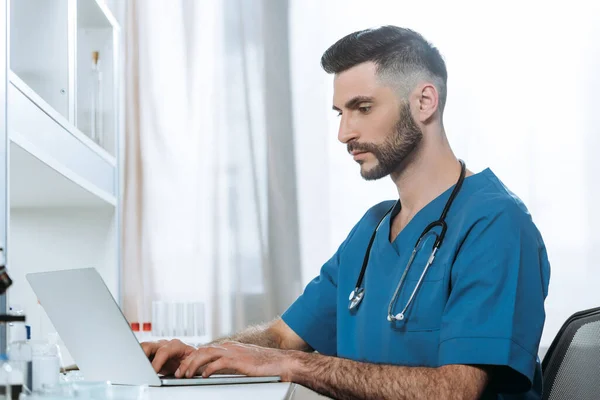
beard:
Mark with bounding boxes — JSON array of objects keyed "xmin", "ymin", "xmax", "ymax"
[{"xmin": 347, "ymin": 103, "xmax": 423, "ymax": 181}]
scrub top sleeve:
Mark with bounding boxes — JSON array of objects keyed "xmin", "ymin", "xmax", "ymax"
[
  {"xmin": 281, "ymin": 253, "xmax": 339, "ymax": 355},
  {"xmin": 438, "ymin": 205, "xmax": 550, "ymax": 393},
  {"xmin": 281, "ymin": 220, "xmax": 362, "ymax": 356}
]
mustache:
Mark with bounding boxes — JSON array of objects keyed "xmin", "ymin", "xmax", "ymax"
[{"xmin": 347, "ymin": 141, "xmax": 378, "ymax": 155}]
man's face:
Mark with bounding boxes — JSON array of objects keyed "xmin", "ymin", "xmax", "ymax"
[{"xmin": 332, "ymin": 62, "xmax": 423, "ymax": 180}]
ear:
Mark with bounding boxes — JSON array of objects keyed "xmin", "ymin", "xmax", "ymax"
[{"xmin": 416, "ymin": 83, "xmax": 439, "ymax": 122}]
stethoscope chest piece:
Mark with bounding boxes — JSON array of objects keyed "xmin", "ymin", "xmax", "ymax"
[{"xmin": 348, "ymin": 287, "xmax": 365, "ymax": 311}]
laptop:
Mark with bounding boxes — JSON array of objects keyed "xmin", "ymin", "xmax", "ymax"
[{"xmin": 26, "ymin": 268, "xmax": 280, "ymax": 386}]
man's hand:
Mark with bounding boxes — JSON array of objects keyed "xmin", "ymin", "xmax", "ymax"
[
  {"xmin": 171, "ymin": 341, "xmax": 488, "ymax": 399},
  {"xmin": 141, "ymin": 339, "xmax": 196, "ymax": 376},
  {"xmin": 140, "ymin": 318, "xmax": 309, "ymax": 380},
  {"xmin": 174, "ymin": 341, "xmax": 296, "ymax": 381}
]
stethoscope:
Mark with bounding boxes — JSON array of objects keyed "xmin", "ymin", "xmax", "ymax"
[{"xmin": 348, "ymin": 159, "xmax": 466, "ymax": 322}]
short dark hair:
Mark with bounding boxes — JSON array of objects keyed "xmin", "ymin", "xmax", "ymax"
[{"xmin": 321, "ymin": 26, "xmax": 448, "ymax": 112}]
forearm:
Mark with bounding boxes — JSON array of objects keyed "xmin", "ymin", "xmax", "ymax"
[
  {"xmin": 210, "ymin": 321, "xmax": 281, "ymax": 349},
  {"xmin": 290, "ymin": 352, "xmax": 487, "ymax": 400},
  {"xmin": 209, "ymin": 317, "xmax": 312, "ymax": 352}
]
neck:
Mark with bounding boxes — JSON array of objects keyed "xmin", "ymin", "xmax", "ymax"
[{"xmin": 389, "ymin": 132, "xmax": 464, "ymax": 218}]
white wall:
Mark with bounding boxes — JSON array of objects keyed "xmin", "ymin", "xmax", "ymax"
[
  {"xmin": 290, "ymin": 0, "xmax": 600, "ymax": 347},
  {"xmin": 8, "ymin": 207, "xmax": 116, "ymax": 365},
  {"xmin": 8, "ymin": 207, "xmax": 117, "ymax": 323}
]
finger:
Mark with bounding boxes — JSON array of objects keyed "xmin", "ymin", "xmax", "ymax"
[
  {"xmin": 151, "ymin": 345, "xmax": 176, "ymax": 373},
  {"xmin": 202, "ymin": 358, "xmax": 238, "ymax": 378},
  {"xmin": 143, "ymin": 340, "xmax": 170, "ymax": 359},
  {"xmin": 195, "ymin": 364, "xmax": 237, "ymax": 376},
  {"xmin": 153, "ymin": 339, "xmax": 192, "ymax": 374},
  {"xmin": 141, "ymin": 342, "xmax": 158, "ymax": 358},
  {"xmin": 182, "ymin": 350, "xmax": 222, "ymax": 378},
  {"xmin": 176, "ymin": 345, "xmax": 228, "ymax": 377},
  {"xmin": 175, "ymin": 349, "xmax": 195, "ymax": 378},
  {"xmin": 178, "ymin": 349, "xmax": 222, "ymax": 379}
]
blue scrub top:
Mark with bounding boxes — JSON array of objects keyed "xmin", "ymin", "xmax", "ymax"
[{"xmin": 282, "ymin": 168, "xmax": 551, "ymax": 399}]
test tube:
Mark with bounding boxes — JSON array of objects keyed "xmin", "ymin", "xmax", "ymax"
[
  {"xmin": 174, "ymin": 302, "xmax": 185, "ymax": 337},
  {"xmin": 193, "ymin": 302, "xmax": 205, "ymax": 337},
  {"xmin": 167, "ymin": 302, "xmax": 177, "ymax": 337},
  {"xmin": 151, "ymin": 301, "xmax": 166, "ymax": 337},
  {"xmin": 185, "ymin": 302, "xmax": 195, "ymax": 337},
  {"xmin": 131, "ymin": 322, "xmax": 140, "ymax": 341},
  {"xmin": 142, "ymin": 323, "xmax": 152, "ymax": 341}
]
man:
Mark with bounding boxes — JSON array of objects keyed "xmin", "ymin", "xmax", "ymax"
[{"xmin": 143, "ymin": 26, "xmax": 550, "ymax": 399}]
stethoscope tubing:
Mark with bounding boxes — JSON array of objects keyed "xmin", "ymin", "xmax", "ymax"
[{"xmin": 349, "ymin": 159, "xmax": 466, "ymax": 322}]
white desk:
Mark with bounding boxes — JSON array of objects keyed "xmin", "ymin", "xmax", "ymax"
[{"xmin": 147, "ymin": 382, "xmax": 328, "ymax": 400}]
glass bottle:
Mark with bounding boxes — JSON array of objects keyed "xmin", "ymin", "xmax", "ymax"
[
  {"xmin": 7, "ymin": 316, "xmax": 32, "ymax": 393},
  {"xmin": 90, "ymin": 51, "xmax": 104, "ymax": 147},
  {"xmin": 0, "ymin": 355, "xmax": 11, "ymax": 399}
]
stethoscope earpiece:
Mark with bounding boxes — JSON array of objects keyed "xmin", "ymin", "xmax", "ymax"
[{"xmin": 386, "ymin": 313, "xmax": 405, "ymax": 322}]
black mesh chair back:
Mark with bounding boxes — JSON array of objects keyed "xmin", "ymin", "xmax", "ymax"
[{"xmin": 542, "ymin": 307, "xmax": 600, "ymax": 400}]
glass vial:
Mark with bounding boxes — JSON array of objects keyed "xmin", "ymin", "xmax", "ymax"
[{"xmin": 90, "ymin": 51, "xmax": 104, "ymax": 147}]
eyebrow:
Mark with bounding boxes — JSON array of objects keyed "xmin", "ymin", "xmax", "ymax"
[{"xmin": 332, "ymin": 96, "xmax": 374, "ymax": 112}]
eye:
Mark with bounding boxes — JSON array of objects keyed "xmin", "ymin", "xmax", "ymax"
[
  {"xmin": 337, "ymin": 111, "xmax": 342, "ymax": 117},
  {"xmin": 358, "ymin": 106, "xmax": 372, "ymax": 114}
]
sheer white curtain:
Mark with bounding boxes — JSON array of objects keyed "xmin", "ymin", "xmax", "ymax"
[
  {"xmin": 290, "ymin": 0, "xmax": 600, "ymax": 348},
  {"xmin": 121, "ymin": 0, "xmax": 301, "ymax": 339},
  {"xmin": 121, "ymin": 0, "xmax": 220, "ymax": 337}
]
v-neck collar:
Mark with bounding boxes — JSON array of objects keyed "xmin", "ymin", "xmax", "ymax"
[
  {"xmin": 376, "ymin": 194, "xmax": 446, "ymax": 256},
  {"xmin": 375, "ymin": 168, "xmax": 492, "ymax": 257}
]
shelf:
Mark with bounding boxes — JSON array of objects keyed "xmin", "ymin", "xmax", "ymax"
[
  {"xmin": 10, "ymin": 138, "xmax": 115, "ymax": 208},
  {"xmin": 8, "ymin": 71, "xmax": 117, "ymax": 207}
]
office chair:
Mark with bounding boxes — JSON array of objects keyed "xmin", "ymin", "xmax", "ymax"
[{"xmin": 542, "ymin": 307, "xmax": 600, "ymax": 400}]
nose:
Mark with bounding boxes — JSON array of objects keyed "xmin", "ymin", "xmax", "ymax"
[{"xmin": 338, "ymin": 115, "xmax": 359, "ymax": 144}]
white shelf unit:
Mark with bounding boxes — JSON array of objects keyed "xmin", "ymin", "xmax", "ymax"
[{"xmin": 2, "ymin": 0, "xmax": 122, "ymax": 363}]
